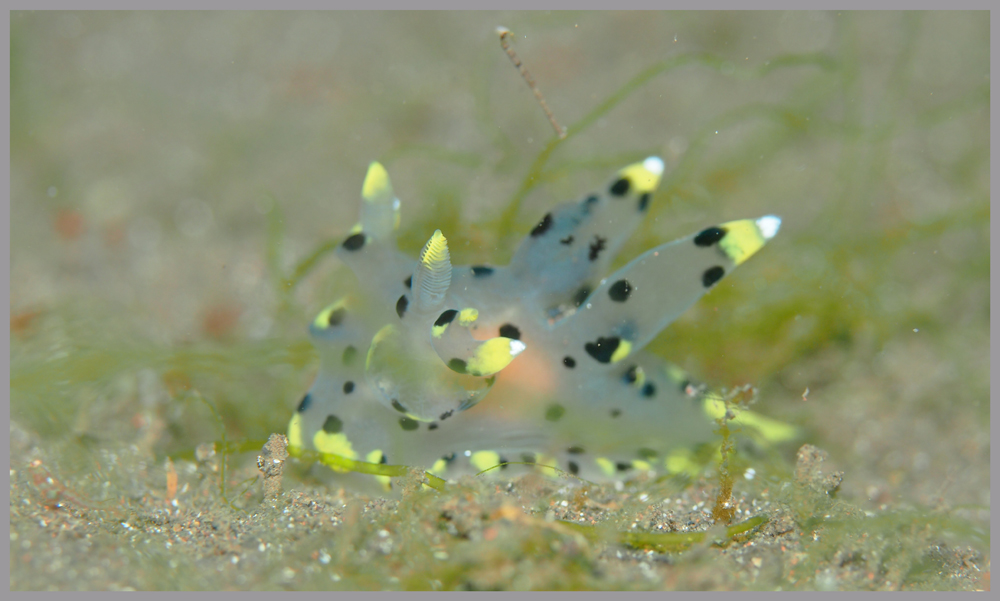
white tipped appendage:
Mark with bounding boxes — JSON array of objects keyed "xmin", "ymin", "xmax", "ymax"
[
  {"xmin": 509, "ymin": 339, "xmax": 527, "ymax": 357},
  {"xmin": 643, "ymin": 156, "xmax": 665, "ymax": 176},
  {"xmin": 756, "ymin": 215, "xmax": 782, "ymax": 240}
]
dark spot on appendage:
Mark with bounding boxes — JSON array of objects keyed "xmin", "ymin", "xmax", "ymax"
[
  {"xmin": 584, "ymin": 336, "xmax": 621, "ymax": 364},
  {"xmin": 531, "ymin": 212, "xmax": 553, "ymax": 237},
  {"xmin": 588, "ymin": 236, "xmax": 607, "ymax": 261},
  {"xmin": 562, "ymin": 356, "xmax": 576, "ymax": 368},
  {"xmin": 642, "ymin": 383, "xmax": 657, "ymax": 398},
  {"xmin": 380, "ymin": 454, "xmax": 389, "ymax": 464},
  {"xmin": 609, "ymin": 178, "xmax": 630, "ymax": 196},
  {"xmin": 399, "ymin": 417, "xmax": 419, "ymax": 431},
  {"xmin": 623, "ymin": 365, "xmax": 639, "ymax": 384},
  {"xmin": 327, "ymin": 307, "xmax": 347, "ymax": 326},
  {"xmin": 702, "ymin": 266, "xmax": 725, "ymax": 288},
  {"xmin": 559, "ymin": 235, "xmax": 574, "ymax": 245},
  {"xmin": 442, "ymin": 452, "xmax": 456, "ymax": 463},
  {"xmin": 395, "ymin": 295, "xmax": 408, "ymax": 318},
  {"xmin": 428, "ymin": 423, "xmax": 438, "ymax": 431},
  {"xmin": 391, "ymin": 399, "xmax": 407, "ymax": 413},
  {"xmin": 342, "ymin": 346, "xmax": 357, "ymax": 366},
  {"xmin": 616, "ymin": 462, "xmax": 632, "ymax": 472},
  {"xmin": 404, "ymin": 275, "xmax": 413, "ymax": 289},
  {"xmin": 471, "ymin": 265, "xmax": 494, "ymax": 277},
  {"xmin": 448, "ymin": 358, "xmax": 468, "ymax": 374},
  {"xmin": 567, "ymin": 446, "xmax": 585, "ymax": 455},
  {"xmin": 322, "ymin": 415, "xmax": 343, "ymax": 434},
  {"xmin": 638, "ymin": 193, "xmax": 651, "ymax": 212},
  {"xmin": 435, "ymin": 309, "xmax": 458, "ymax": 327},
  {"xmin": 694, "ymin": 226, "xmax": 727, "ymax": 247},
  {"xmin": 638, "ymin": 448, "xmax": 658, "ymax": 460},
  {"xmin": 521, "ymin": 453, "xmax": 536, "ymax": 464},
  {"xmin": 608, "ymin": 279, "xmax": 632, "ymax": 302},
  {"xmin": 296, "ymin": 393, "xmax": 312, "ymax": 413},
  {"xmin": 567, "ymin": 461, "xmax": 580, "ymax": 475},
  {"xmin": 499, "ymin": 323, "xmax": 521, "ymax": 340},
  {"xmin": 342, "ymin": 232, "xmax": 366, "ymax": 251},
  {"xmin": 545, "ymin": 404, "xmax": 565, "ymax": 422},
  {"xmin": 610, "ymin": 409, "xmax": 622, "ymax": 418},
  {"xmin": 499, "ymin": 457, "xmax": 509, "ymax": 470},
  {"xmin": 343, "ymin": 381, "xmax": 355, "ymax": 394},
  {"xmin": 439, "ymin": 410, "xmax": 454, "ymax": 421},
  {"xmin": 572, "ymin": 286, "xmax": 591, "ymax": 307}
]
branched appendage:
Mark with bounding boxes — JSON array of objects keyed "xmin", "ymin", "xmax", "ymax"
[
  {"xmin": 497, "ymin": 26, "xmax": 566, "ymax": 139},
  {"xmin": 711, "ymin": 385, "xmax": 758, "ymax": 524}
]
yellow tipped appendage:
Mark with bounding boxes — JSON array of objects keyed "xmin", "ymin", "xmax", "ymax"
[
  {"xmin": 617, "ymin": 156, "xmax": 665, "ymax": 194},
  {"xmin": 362, "ymin": 161, "xmax": 393, "ymax": 204},
  {"xmin": 718, "ymin": 216, "xmax": 782, "ymax": 266}
]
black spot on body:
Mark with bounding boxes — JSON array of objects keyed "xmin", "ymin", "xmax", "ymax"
[
  {"xmin": 499, "ymin": 323, "xmax": 521, "ymax": 340},
  {"xmin": 572, "ymin": 286, "xmax": 591, "ymax": 307},
  {"xmin": 296, "ymin": 393, "xmax": 312, "ymax": 413},
  {"xmin": 608, "ymin": 279, "xmax": 633, "ymax": 302},
  {"xmin": 448, "ymin": 358, "xmax": 468, "ymax": 374},
  {"xmin": 342, "ymin": 345, "xmax": 357, "ymax": 366},
  {"xmin": 343, "ymin": 381, "xmax": 355, "ymax": 394},
  {"xmin": 562, "ymin": 356, "xmax": 576, "ymax": 368},
  {"xmin": 428, "ymin": 423, "xmax": 439, "ymax": 431},
  {"xmin": 702, "ymin": 266, "xmax": 725, "ymax": 288},
  {"xmin": 567, "ymin": 446, "xmax": 585, "ymax": 455},
  {"xmin": 642, "ymin": 382, "xmax": 657, "ymax": 398},
  {"xmin": 396, "ymin": 295, "xmax": 408, "ymax": 318},
  {"xmin": 342, "ymin": 232, "xmax": 366, "ymax": 251},
  {"xmin": 694, "ymin": 226, "xmax": 727, "ymax": 247},
  {"xmin": 399, "ymin": 417, "xmax": 419, "ymax": 431},
  {"xmin": 584, "ymin": 336, "xmax": 621, "ymax": 364},
  {"xmin": 391, "ymin": 399, "xmax": 407, "ymax": 413},
  {"xmin": 327, "ymin": 307, "xmax": 347, "ymax": 326},
  {"xmin": 609, "ymin": 178, "xmax": 630, "ymax": 196},
  {"xmin": 379, "ymin": 453, "xmax": 388, "ymax": 464},
  {"xmin": 439, "ymin": 410, "xmax": 454, "ymax": 421},
  {"xmin": 471, "ymin": 265, "xmax": 494, "ymax": 277},
  {"xmin": 610, "ymin": 408, "xmax": 622, "ymax": 418},
  {"xmin": 404, "ymin": 275, "xmax": 413, "ymax": 289},
  {"xmin": 322, "ymin": 415, "xmax": 343, "ymax": 434},
  {"xmin": 638, "ymin": 192, "xmax": 652, "ymax": 212},
  {"xmin": 559, "ymin": 235, "xmax": 574, "ymax": 245},
  {"xmin": 588, "ymin": 236, "xmax": 607, "ymax": 261},
  {"xmin": 531, "ymin": 212, "xmax": 553, "ymax": 237},
  {"xmin": 435, "ymin": 309, "xmax": 458, "ymax": 327},
  {"xmin": 615, "ymin": 462, "xmax": 632, "ymax": 472},
  {"xmin": 567, "ymin": 461, "xmax": 580, "ymax": 475},
  {"xmin": 545, "ymin": 404, "xmax": 565, "ymax": 422}
]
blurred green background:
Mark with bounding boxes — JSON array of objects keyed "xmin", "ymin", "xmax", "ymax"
[{"xmin": 10, "ymin": 11, "xmax": 989, "ymax": 587}]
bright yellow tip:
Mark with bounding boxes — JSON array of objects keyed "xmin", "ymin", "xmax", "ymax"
[
  {"xmin": 610, "ymin": 339, "xmax": 633, "ymax": 363},
  {"xmin": 287, "ymin": 413, "xmax": 304, "ymax": 450},
  {"xmin": 420, "ymin": 230, "xmax": 450, "ymax": 268},
  {"xmin": 362, "ymin": 161, "xmax": 393, "ymax": 203},
  {"xmin": 595, "ymin": 457, "xmax": 616, "ymax": 477},
  {"xmin": 366, "ymin": 450, "xmax": 392, "ymax": 490},
  {"xmin": 618, "ymin": 156, "xmax": 665, "ymax": 194},
  {"xmin": 312, "ymin": 298, "xmax": 349, "ymax": 330},
  {"xmin": 470, "ymin": 450, "xmax": 501, "ymax": 472},
  {"xmin": 313, "ymin": 430, "xmax": 357, "ymax": 472},
  {"xmin": 429, "ymin": 458, "xmax": 448, "ymax": 477},
  {"xmin": 458, "ymin": 308, "xmax": 479, "ymax": 326},
  {"xmin": 465, "ymin": 337, "xmax": 526, "ymax": 377},
  {"xmin": 717, "ymin": 218, "xmax": 775, "ymax": 266}
]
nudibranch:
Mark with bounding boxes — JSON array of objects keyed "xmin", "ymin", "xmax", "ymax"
[{"xmin": 288, "ymin": 157, "xmax": 785, "ymax": 485}]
